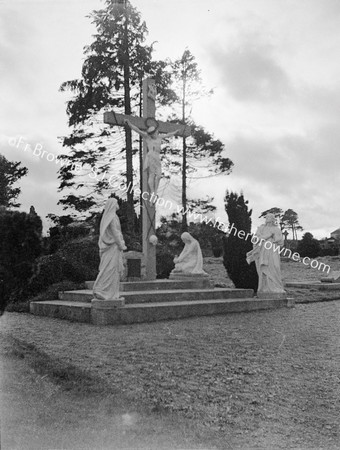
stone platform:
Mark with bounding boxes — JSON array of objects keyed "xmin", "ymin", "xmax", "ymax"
[
  {"xmin": 285, "ymin": 281, "xmax": 340, "ymax": 290},
  {"xmin": 30, "ymin": 279, "xmax": 294, "ymax": 326}
]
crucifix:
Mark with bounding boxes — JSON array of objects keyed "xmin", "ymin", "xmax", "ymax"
[{"xmin": 104, "ymin": 78, "xmax": 191, "ymax": 280}]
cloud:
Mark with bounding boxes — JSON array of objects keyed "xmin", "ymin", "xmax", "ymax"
[
  {"xmin": 208, "ymin": 37, "xmax": 293, "ymax": 103},
  {"xmin": 211, "ymin": 46, "xmax": 292, "ymax": 102},
  {"xmin": 218, "ymin": 126, "xmax": 340, "ymax": 237}
]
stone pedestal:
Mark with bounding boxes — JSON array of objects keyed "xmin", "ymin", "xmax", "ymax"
[
  {"xmin": 91, "ymin": 298, "xmax": 125, "ymax": 326},
  {"xmin": 169, "ymin": 271, "xmax": 210, "ymax": 280},
  {"xmin": 122, "ymin": 251, "xmax": 146, "ymax": 281}
]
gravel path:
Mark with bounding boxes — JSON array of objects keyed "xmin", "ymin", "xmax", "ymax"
[
  {"xmin": 1, "ymin": 299, "xmax": 340, "ymax": 449},
  {"xmin": 1, "ymin": 256, "xmax": 340, "ymax": 449}
]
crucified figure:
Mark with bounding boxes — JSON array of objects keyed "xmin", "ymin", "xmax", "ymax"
[{"xmin": 125, "ymin": 119, "xmax": 181, "ymax": 195}]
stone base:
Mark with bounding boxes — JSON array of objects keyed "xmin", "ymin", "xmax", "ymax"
[
  {"xmin": 91, "ymin": 298, "xmax": 125, "ymax": 308},
  {"xmin": 285, "ymin": 281, "xmax": 340, "ymax": 291},
  {"xmin": 91, "ymin": 298, "xmax": 125, "ymax": 325},
  {"xmin": 169, "ymin": 271, "xmax": 210, "ymax": 280},
  {"xmin": 257, "ymin": 291, "xmax": 287, "ymax": 300},
  {"xmin": 30, "ymin": 295, "xmax": 294, "ymax": 326}
]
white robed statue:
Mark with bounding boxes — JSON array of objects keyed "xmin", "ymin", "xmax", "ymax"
[
  {"xmin": 247, "ymin": 213, "xmax": 286, "ymax": 296},
  {"xmin": 93, "ymin": 198, "xmax": 127, "ymax": 300},
  {"xmin": 172, "ymin": 232, "xmax": 207, "ymax": 275}
]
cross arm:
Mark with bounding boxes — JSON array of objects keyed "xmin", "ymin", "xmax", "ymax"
[
  {"xmin": 158, "ymin": 121, "xmax": 191, "ymax": 138},
  {"xmin": 104, "ymin": 112, "xmax": 145, "ymax": 130},
  {"xmin": 104, "ymin": 111, "xmax": 191, "ymax": 137}
]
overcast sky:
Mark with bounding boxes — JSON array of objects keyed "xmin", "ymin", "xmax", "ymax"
[{"xmin": 1, "ymin": 0, "xmax": 339, "ymax": 238}]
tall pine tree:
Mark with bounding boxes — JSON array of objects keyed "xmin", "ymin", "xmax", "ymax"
[
  {"xmin": 163, "ymin": 50, "xmax": 233, "ymax": 230},
  {"xmin": 58, "ymin": 0, "xmax": 174, "ymax": 231}
]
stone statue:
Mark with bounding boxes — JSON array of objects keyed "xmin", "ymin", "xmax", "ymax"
[
  {"xmin": 171, "ymin": 232, "xmax": 207, "ymax": 275},
  {"xmin": 93, "ymin": 198, "xmax": 127, "ymax": 300},
  {"xmin": 125, "ymin": 119, "xmax": 181, "ymax": 195},
  {"xmin": 247, "ymin": 213, "xmax": 286, "ymax": 297}
]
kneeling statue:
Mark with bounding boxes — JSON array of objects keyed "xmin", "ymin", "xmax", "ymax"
[{"xmin": 172, "ymin": 232, "xmax": 207, "ymax": 275}]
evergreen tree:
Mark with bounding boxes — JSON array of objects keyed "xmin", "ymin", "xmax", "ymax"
[
  {"xmin": 281, "ymin": 209, "xmax": 303, "ymax": 240},
  {"xmin": 58, "ymin": 0, "xmax": 174, "ymax": 231},
  {"xmin": 0, "ymin": 154, "xmax": 28, "ymax": 208},
  {"xmin": 223, "ymin": 191, "xmax": 258, "ymax": 291},
  {"xmin": 164, "ymin": 50, "xmax": 233, "ymax": 230}
]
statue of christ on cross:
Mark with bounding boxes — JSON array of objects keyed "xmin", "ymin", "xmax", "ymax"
[
  {"xmin": 103, "ymin": 78, "xmax": 191, "ymax": 279},
  {"xmin": 124, "ymin": 119, "xmax": 182, "ymax": 195}
]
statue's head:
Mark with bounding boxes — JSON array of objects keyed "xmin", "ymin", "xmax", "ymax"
[
  {"xmin": 265, "ymin": 213, "xmax": 276, "ymax": 225},
  {"xmin": 106, "ymin": 197, "xmax": 119, "ymax": 213},
  {"xmin": 145, "ymin": 117, "xmax": 159, "ymax": 136},
  {"xmin": 181, "ymin": 232, "xmax": 193, "ymax": 244},
  {"xmin": 147, "ymin": 125, "xmax": 158, "ymax": 136}
]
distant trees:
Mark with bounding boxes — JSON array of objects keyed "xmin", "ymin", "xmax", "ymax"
[
  {"xmin": 223, "ymin": 191, "xmax": 258, "ymax": 292},
  {"xmin": 0, "ymin": 154, "xmax": 28, "ymax": 208}
]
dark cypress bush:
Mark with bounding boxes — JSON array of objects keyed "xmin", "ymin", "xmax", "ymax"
[
  {"xmin": 0, "ymin": 209, "xmax": 42, "ymax": 309},
  {"xmin": 223, "ymin": 191, "xmax": 258, "ymax": 292}
]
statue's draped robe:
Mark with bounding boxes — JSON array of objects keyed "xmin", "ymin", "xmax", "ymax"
[
  {"xmin": 93, "ymin": 199, "xmax": 125, "ymax": 300},
  {"xmin": 173, "ymin": 232, "xmax": 207, "ymax": 274},
  {"xmin": 248, "ymin": 224, "xmax": 285, "ymax": 294}
]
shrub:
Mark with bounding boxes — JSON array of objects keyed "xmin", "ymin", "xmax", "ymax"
[
  {"xmin": 27, "ymin": 236, "xmax": 99, "ymax": 298},
  {"xmin": 7, "ymin": 281, "xmax": 86, "ymax": 313},
  {"xmin": 319, "ymin": 247, "xmax": 339, "ymax": 257},
  {"xmin": 297, "ymin": 232, "xmax": 321, "ymax": 258},
  {"xmin": 156, "ymin": 250, "xmax": 175, "ymax": 279},
  {"xmin": 223, "ymin": 192, "xmax": 258, "ymax": 292},
  {"xmin": 0, "ymin": 209, "xmax": 42, "ymax": 307}
]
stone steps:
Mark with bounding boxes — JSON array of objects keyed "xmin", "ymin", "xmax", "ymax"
[
  {"xmin": 30, "ymin": 301, "xmax": 91, "ymax": 323},
  {"xmin": 58, "ymin": 288, "xmax": 254, "ymax": 304},
  {"xmin": 30, "ymin": 297, "xmax": 293, "ymax": 325},
  {"xmin": 85, "ymin": 278, "xmax": 213, "ymax": 291},
  {"xmin": 30, "ymin": 277, "xmax": 294, "ymax": 326},
  {"xmin": 285, "ymin": 281, "xmax": 340, "ymax": 290}
]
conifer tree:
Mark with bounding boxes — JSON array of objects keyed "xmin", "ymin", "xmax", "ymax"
[
  {"xmin": 0, "ymin": 154, "xmax": 28, "ymax": 208},
  {"xmin": 163, "ymin": 50, "xmax": 233, "ymax": 230},
  {"xmin": 58, "ymin": 0, "xmax": 173, "ymax": 231},
  {"xmin": 223, "ymin": 191, "xmax": 258, "ymax": 291}
]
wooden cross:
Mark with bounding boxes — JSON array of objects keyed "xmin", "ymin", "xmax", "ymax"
[{"xmin": 104, "ymin": 78, "xmax": 191, "ymax": 280}]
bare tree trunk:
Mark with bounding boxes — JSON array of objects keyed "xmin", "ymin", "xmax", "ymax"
[
  {"xmin": 123, "ymin": 8, "xmax": 134, "ymax": 234},
  {"xmin": 181, "ymin": 135, "xmax": 187, "ymax": 232},
  {"xmin": 181, "ymin": 74, "xmax": 188, "ymax": 232},
  {"xmin": 138, "ymin": 79, "xmax": 143, "ymax": 235}
]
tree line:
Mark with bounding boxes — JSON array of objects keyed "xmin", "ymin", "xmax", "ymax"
[{"xmin": 58, "ymin": 0, "xmax": 233, "ymax": 236}]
